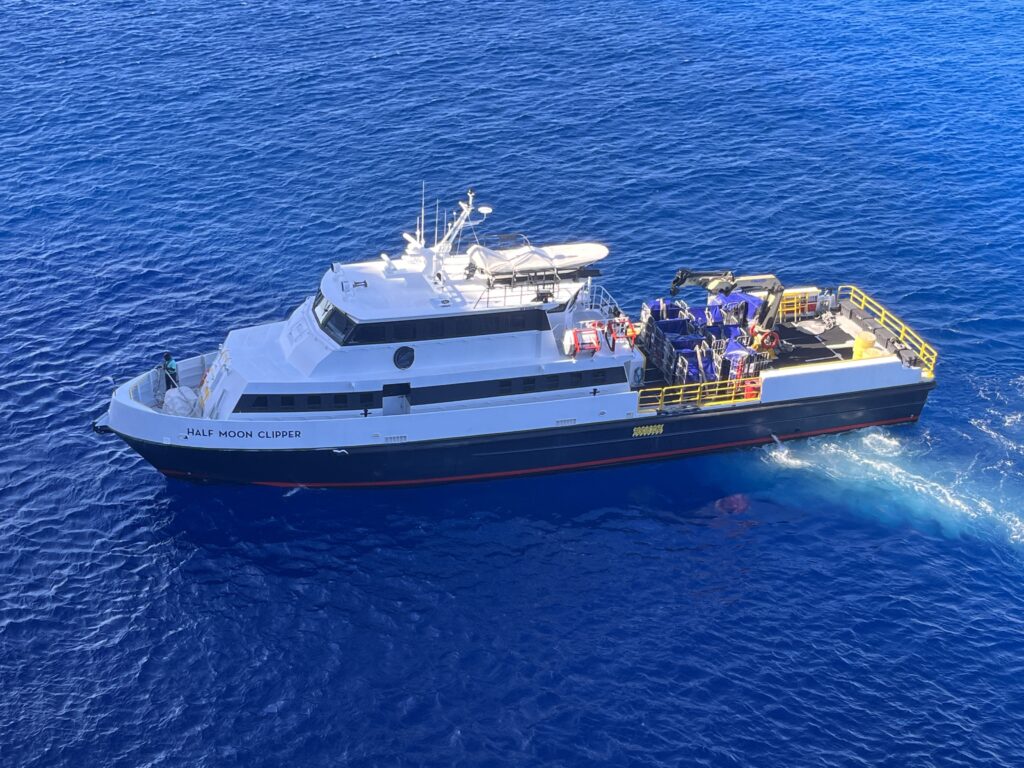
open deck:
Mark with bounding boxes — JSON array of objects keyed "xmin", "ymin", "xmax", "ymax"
[{"xmin": 635, "ymin": 285, "xmax": 937, "ymax": 413}]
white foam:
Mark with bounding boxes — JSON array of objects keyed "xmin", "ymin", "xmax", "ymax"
[
  {"xmin": 761, "ymin": 443, "xmax": 811, "ymax": 468},
  {"xmin": 760, "ymin": 429, "xmax": 1024, "ymax": 544},
  {"xmin": 970, "ymin": 417, "xmax": 1024, "ymax": 456}
]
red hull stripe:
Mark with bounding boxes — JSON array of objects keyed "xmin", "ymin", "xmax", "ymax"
[{"xmin": 161, "ymin": 414, "xmax": 917, "ymax": 487}]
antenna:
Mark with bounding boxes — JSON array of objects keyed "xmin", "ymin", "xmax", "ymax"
[
  {"xmin": 422, "ymin": 189, "xmax": 487, "ymax": 283},
  {"xmin": 417, "ymin": 182, "xmax": 426, "ymax": 245}
]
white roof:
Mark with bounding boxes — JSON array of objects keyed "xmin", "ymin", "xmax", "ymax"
[{"xmin": 319, "ymin": 242, "xmax": 608, "ymax": 322}]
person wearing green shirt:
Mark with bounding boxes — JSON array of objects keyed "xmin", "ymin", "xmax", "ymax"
[{"xmin": 162, "ymin": 352, "xmax": 179, "ymax": 389}]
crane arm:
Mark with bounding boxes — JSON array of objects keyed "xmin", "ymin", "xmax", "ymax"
[{"xmin": 669, "ymin": 268, "xmax": 786, "ymax": 331}]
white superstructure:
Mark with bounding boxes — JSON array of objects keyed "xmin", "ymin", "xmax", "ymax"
[{"xmin": 104, "ymin": 191, "xmax": 649, "ymax": 451}]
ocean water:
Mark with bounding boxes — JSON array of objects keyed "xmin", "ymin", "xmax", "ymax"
[{"xmin": 3, "ymin": 0, "xmax": 1024, "ymax": 764}]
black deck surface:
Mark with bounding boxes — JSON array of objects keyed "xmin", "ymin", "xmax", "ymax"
[{"xmin": 771, "ymin": 323, "xmax": 853, "ymax": 368}]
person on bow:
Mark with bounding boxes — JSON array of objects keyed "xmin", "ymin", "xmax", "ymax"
[{"xmin": 162, "ymin": 352, "xmax": 179, "ymax": 389}]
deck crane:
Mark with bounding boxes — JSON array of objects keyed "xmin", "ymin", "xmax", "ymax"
[{"xmin": 669, "ymin": 268, "xmax": 787, "ymax": 348}]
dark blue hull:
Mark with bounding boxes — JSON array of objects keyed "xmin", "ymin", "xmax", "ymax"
[{"xmin": 120, "ymin": 383, "xmax": 934, "ymax": 487}]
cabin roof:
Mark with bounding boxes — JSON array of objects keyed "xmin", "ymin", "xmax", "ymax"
[{"xmin": 319, "ymin": 248, "xmax": 598, "ymax": 322}]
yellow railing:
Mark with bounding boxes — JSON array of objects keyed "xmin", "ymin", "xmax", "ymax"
[
  {"xmin": 778, "ymin": 288, "xmax": 820, "ymax": 323},
  {"xmin": 838, "ymin": 285, "xmax": 938, "ymax": 375},
  {"xmin": 638, "ymin": 377, "xmax": 762, "ymax": 412}
]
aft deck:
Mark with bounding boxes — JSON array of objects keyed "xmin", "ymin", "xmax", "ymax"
[
  {"xmin": 635, "ymin": 285, "xmax": 937, "ymax": 413},
  {"xmin": 768, "ymin": 322, "xmax": 855, "ymax": 369}
]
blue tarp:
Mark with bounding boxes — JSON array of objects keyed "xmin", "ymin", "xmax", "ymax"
[
  {"xmin": 724, "ymin": 340, "xmax": 755, "ymax": 376},
  {"xmin": 667, "ymin": 333, "xmax": 705, "ymax": 351},
  {"xmin": 646, "ymin": 299, "xmax": 686, "ymax": 320},
  {"xmin": 705, "ymin": 324, "xmax": 746, "ymax": 341},
  {"xmin": 709, "ymin": 291, "xmax": 763, "ymax": 323},
  {"xmin": 655, "ymin": 318, "xmax": 691, "ymax": 335},
  {"xmin": 687, "ymin": 307, "xmax": 711, "ymax": 327},
  {"xmin": 676, "ymin": 347, "xmax": 716, "ymax": 382}
]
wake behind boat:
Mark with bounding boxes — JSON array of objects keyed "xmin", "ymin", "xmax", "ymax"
[{"xmin": 93, "ymin": 190, "xmax": 937, "ymax": 486}]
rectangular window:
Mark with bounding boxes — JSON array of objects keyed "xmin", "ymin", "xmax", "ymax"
[
  {"xmin": 478, "ymin": 315, "xmax": 498, "ymax": 334},
  {"xmin": 234, "ymin": 390, "xmax": 388, "ymax": 413},
  {"xmin": 391, "ymin": 321, "xmax": 417, "ymax": 343},
  {"xmin": 312, "ymin": 292, "xmax": 356, "ymax": 345},
  {"xmin": 330, "ymin": 309, "xmax": 550, "ymax": 346},
  {"xmin": 323, "ymin": 311, "xmax": 354, "ymax": 343},
  {"xmin": 312, "ymin": 291, "xmax": 334, "ymax": 326},
  {"xmin": 522, "ymin": 377, "xmax": 536, "ymax": 393},
  {"xmin": 352, "ymin": 324, "xmax": 386, "ymax": 344}
]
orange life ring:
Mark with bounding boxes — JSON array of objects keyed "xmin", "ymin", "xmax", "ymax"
[{"xmin": 761, "ymin": 330, "xmax": 780, "ymax": 350}]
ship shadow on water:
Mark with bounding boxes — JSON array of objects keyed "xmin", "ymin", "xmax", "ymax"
[{"xmin": 158, "ymin": 453, "xmax": 773, "ymax": 554}]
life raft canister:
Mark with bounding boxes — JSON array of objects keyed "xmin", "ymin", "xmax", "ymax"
[{"xmin": 572, "ymin": 327, "xmax": 602, "ymax": 357}]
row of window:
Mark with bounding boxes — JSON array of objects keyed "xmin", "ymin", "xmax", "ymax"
[
  {"xmin": 233, "ymin": 367, "xmax": 628, "ymax": 413},
  {"xmin": 235, "ymin": 391, "xmax": 382, "ymax": 413},
  {"xmin": 312, "ymin": 292, "xmax": 551, "ymax": 346},
  {"xmin": 410, "ymin": 367, "xmax": 627, "ymax": 406}
]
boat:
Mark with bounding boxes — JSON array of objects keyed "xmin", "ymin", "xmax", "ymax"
[{"xmin": 93, "ymin": 190, "xmax": 938, "ymax": 487}]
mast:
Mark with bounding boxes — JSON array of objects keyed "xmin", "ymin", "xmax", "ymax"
[{"xmin": 424, "ymin": 188, "xmax": 476, "ymax": 281}]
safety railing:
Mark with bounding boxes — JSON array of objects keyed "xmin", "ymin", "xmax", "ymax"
[
  {"xmin": 837, "ymin": 285, "xmax": 938, "ymax": 375},
  {"xmin": 128, "ymin": 367, "xmax": 165, "ymax": 406},
  {"xmin": 577, "ymin": 283, "xmax": 622, "ymax": 317},
  {"xmin": 126, "ymin": 352, "xmax": 221, "ymax": 409},
  {"xmin": 473, "ymin": 281, "xmax": 577, "ymax": 309},
  {"xmin": 778, "ymin": 288, "xmax": 821, "ymax": 323},
  {"xmin": 637, "ymin": 377, "xmax": 762, "ymax": 412}
]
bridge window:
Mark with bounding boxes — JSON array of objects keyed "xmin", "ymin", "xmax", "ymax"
[{"xmin": 313, "ymin": 291, "xmax": 357, "ymax": 345}]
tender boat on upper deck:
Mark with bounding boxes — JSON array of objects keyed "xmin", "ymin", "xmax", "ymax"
[{"xmin": 94, "ymin": 190, "xmax": 937, "ymax": 487}]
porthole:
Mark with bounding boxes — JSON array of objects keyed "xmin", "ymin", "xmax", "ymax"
[{"xmin": 393, "ymin": 346, "xmax": 415, "ymax": 370}]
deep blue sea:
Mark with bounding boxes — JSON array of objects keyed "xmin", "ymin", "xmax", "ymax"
[{"xmin": 4, "ymin": 0, "xmax": 1024, "ymax": 765}]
